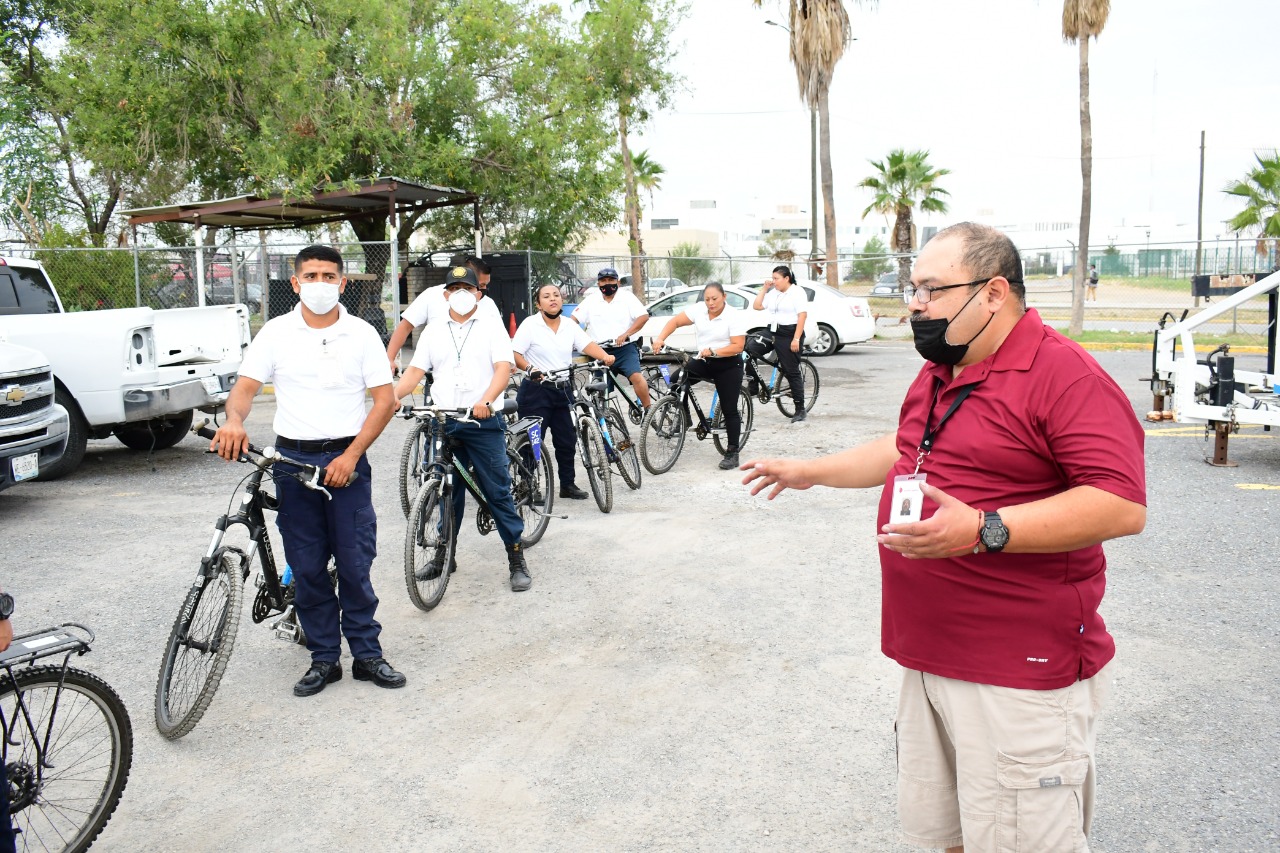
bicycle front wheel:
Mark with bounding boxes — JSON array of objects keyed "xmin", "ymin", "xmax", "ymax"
[
  {"xmin": 405, "ymin": 479, "xmax": 456, "ymax": 612},
  {"xmin": 155, "ymin": 551, "xmax": 243, "ymax": 740},
  {"xmin": 605, "ymin": 408, "xmax": 642, "ymax": 490},
  {"xmin": 398, "ymin": 419, "xmax": 429, "ymax": 518},
  {"xmin": 639, "ymin": 395, "xmax": 687, "ymax": 475},
  {"xmin": 713, "ymin": 390, "xmax": 754, "ymax": 454},
  {"xmin": 508, "ymin": 434, "xmax": 553, "ymax": 547},
  {"xmin": 578, "ymin": 415, "xmax": 613, "ymax": 513},
  {"xmin": 776, "ymin": 358, "xmax": 820, "ymax": 417},
  {"xmin": 4, "ymin": 666, "xmax": 133, "ymax": 853}
]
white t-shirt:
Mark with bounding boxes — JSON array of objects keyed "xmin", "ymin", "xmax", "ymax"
[
  {"xmin": 408, "ymin": 314, "xmax": 514, "ymax": 409},
  {"xmin": 571, "ymin": 289, "xmax": 648, "ymax": 343},
  {"xmin": 402, "ymin": 284, "xmax": 502, "ymax": 327},
  {"xmin": 511, "ymin": 313, "xmax": 594, "ymax": 373},
  {"xmin": 239, "ymin": 305, "xmax": 392, "ymax": 440},
  {"xmin": 685, "ymin": 302, "xmax": 748, "ymax": 352},
  {"xmin": 760, "ymin": 285, "xmax": 809, "ymax": 327}
]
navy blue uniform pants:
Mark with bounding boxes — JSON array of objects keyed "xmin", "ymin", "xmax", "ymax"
[
  {"xmin": 445, "ymin": 417, "xmax": 524, "ymax": 546},
  {"xmin": 274, "ymin": 451, "xmax": 382, "ymax": 663},
  {"xmin": 516, "ymin": 378, "xmax": 577, "ymax": 490}
]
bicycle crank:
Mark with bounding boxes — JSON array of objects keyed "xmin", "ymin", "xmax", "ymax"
[{"xmin": 476, "ymin": 506, "xmax": 495, "ymax": 535}]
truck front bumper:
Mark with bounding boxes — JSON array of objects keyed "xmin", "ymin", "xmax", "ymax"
[
  {"xmin": 122, "ymin": 371, "xmax": 239, "ymax": 422},
  {"xmin": 0, "ymin": 405, "xmax": 70, "ymax": 492}
]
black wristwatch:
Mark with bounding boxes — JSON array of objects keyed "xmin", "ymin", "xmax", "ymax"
[
  {"xmin": 0, "ymin": 592, "xmax": 13, "ymax": 621},
  {"xmin": 980, "ymin": 511, "xmax": 1010, "ymax": 553}
]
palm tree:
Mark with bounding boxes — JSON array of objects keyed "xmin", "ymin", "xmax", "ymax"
[
  {"xmin": 1063, "ymin": 0, "xmax": 1110, "ymax": 335},
  {"xmin": 1224, "ymin": 150, "xmax": 1280, "ymax": 262},
  {"xmin": 858, "ymin": 149, "xmax": 950, "ymax": 287},
  {"xmin": 630, "ymin": 149, "xmax": 665, "ymax": 211},
  {"xmin": 754, "ymin": 0, "xmax": 859, "ymax": 289}
]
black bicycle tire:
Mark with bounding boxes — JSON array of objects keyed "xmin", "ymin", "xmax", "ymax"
[
  {"xmin": 154, "ymin": 551, "xmax": 243, "ymax": 740},
  {"xmin": 3, "ymin": 666, "xmax": 133, "ymax": 853},
  {"xmin": 398, "ymin": 419, "xmax": 428, "ymax": 518},
  {"xmin": 776, "ymin": 358, "xmax": 820, "ymax": 417},
  {"xmin": 713, "ymin": 389, "xmax": 754, "ymax": 455},
  {"xmin": 639, "ymin": 395, "xmax": 687, "ymax": 475},
  {"xmin": 605, "ymin": 408, "xmax": 642, "ymax": 490},
  {"xmin": 578, "ymin": 415, "xmax": 613, "ymax": 513},
  {"xmin": 404, "ymin": 480, "xmax": 455, "ymax": 612},
  {"xmin": 508, "ymin": 435, "xmax": 553, "ymax": 547}
]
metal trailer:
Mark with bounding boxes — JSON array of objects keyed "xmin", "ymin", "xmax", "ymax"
[{"xmin": 1149, "ymin": 269, "xmax": 1280, "ymax": 466}]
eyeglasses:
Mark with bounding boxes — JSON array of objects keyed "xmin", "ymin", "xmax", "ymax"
[{"xmin": 903, "ymin": 278, "xmax": 992, "ymax": 305}]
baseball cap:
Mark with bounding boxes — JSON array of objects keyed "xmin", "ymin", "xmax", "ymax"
[
  {"xmin": 597, "ymin": 267, "xmax": 620, "ymax": 280},
  {"xmin": 444, "ymin": 266, "xmax": 479, "ymax": 288}
]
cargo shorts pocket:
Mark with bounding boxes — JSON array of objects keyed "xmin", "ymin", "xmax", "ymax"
[{"xmin": 995, "ymin": 751, "xmax": 1090, "ymax": 853}]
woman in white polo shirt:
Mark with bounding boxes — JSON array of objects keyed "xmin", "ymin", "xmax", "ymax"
[
  {"xmin": 752, "ymin": 264, "xmax": 809, "ymax": 422},
  {"xmin": 512, "ymin": 284, "xmax": 616, "ymax": 500},
  {"xmin": 651, "ymin": 283, "xmax": 748, "ymax": 470}
]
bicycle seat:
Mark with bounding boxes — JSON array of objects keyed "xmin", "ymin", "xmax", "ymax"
[{"xmin": 584, "ymin": 380, "xmax": 609, "ymax": 393}]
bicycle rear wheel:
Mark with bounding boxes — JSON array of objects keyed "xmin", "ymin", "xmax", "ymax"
[
  {"xmin": 577, "ymin": 414, "xmax": 613, "ymax": 513},
  {"xmin": 639, "ymin": 395, "xmax": 687, "ymax": 475},
  {"xmin": 155, "ymin": 551, "xmax": 243, "ymax": 740},
  {"xmin": 405, "ymin": 479, "xmax": 455, "ymax": 612},
  {"xmin": 398, "ymin": 420, "xmax": 429, "ymax": 518},
  {"xmin": 3, "ymin": 666, "xmax": 133, "ymax": 853},
  {"xmin": 776, "ymin": 358, "xmax": 820, "ymax": 417},
  {"xmin": 508, "ymin": 434, "xmax": 553, "ymax": 547},
  {"xmin": 605, "ymin": 408, "xmax": 642, "ymax": 490},
  {"xmin": 713, "ymin": 390, "xmax": 754, "ymax": 454}
]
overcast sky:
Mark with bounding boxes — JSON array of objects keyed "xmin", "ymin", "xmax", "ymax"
[{"xmin": 631, "ymin": 0, "xmax": 1280, "ymax": 245}]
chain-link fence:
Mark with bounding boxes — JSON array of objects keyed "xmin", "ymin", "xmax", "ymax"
[{"xmin": 5, "ymin": 237, "xmax": 1277, "ymax": 348}]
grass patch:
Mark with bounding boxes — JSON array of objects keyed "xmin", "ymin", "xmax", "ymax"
[{"xmin": 1058, "ymin": 328, "xmax": 1266, "ymax": 350}]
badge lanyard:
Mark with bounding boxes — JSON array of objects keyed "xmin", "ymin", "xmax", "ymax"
[
  {"xmin": 447, "ymin": 319, "xmax": 476, "ymax": 365},
  {"xmin": 912, "ymin": 380, "xmax": 975, "ymax": 475}
]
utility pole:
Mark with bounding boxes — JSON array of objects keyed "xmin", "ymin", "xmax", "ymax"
[{"xmin": 1194, "ymin": 130, "xmax": 1206, "ymax": 307}]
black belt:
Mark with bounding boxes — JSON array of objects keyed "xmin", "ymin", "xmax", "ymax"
[{"xmin": 275, "ymin": 435, "xmax": 356, "ymax": 453}]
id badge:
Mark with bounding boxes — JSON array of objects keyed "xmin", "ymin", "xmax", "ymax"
[
  {"xmin": 892, "ymin": 473, "xmax": 927, "ymax": 524},
  {"xmin": 318, "ymin": 352, "xmax": 343, "ymax": 389}
]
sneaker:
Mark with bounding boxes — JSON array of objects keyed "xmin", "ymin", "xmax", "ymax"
[
  {"xmin": 293, "ymin": 660, "xmax": 342, "ymax": 697},
  {"xmin": 559, "ymin": 484, "xmax": 590, "ymax": 500},
  {"xmin": 790, "ymin": 410, "xmax": 807, "ymax": 423},
  {"xmin": 415, "ymin": 543, "xmax": 456, "ymax": 581},
  {"xmin": 718, "ymin": 451, "xmax": 739, "ymax": 470},
  {"xmin": 352, "ymin": 657, "xmax": 407, "ymax": 689},
  {"xmin": 507, "ymin": 542, "xmax": 532, "ymax": 592}
]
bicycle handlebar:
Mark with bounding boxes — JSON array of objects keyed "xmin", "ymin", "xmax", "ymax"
[
  {"xmin": 399, "ymin": 397, "xmax": 517, "ymax": 421},
  {"xmin": 192, "ymin": 419, "xmax": 356, "ymax": 493}
]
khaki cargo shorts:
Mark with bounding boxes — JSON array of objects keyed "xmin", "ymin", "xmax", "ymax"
[{"xmin": 894, "ymin": 662, "xmax": 1114, "ymax": 852}]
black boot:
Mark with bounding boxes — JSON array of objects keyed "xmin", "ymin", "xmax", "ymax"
[{"xmin": 506, "ymin": 542, "xmax": 532, "ymax": 591}]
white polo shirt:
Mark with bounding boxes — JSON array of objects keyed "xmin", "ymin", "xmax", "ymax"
[
  {"xmin": 239, "ymin": 305, "xmax": 392, "ymax": 440},
  {"xmin": 408, "ymin": 313, "xmax": 514, "ymax": 409},
  {"xmin": 402, "ymin": 284, "xmax": 502, "ymax": 327},
  {"xmin": 511, "ymin": 313, "xmax": 594, "ymax": 372},
  {"xmin": 760, "ymin": 285, "xmax": 809, "ymax": 328},
  {"xmin": 571, "ymin": 289, "xmax": 648, "ymax": 343},
  {"xmin": 685, "ymin": 302, "xmax": 749, "ymax": 352}
]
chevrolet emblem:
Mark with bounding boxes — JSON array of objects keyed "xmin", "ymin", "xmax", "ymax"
[{"xmin": 3, "ymin": 387, "xmax": 25, "ymax": 403}]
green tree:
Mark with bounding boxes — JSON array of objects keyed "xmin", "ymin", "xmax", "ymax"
[
  {"xmin": 847, "ymin": 234, "xmax": 893, "ymax": 281},
  {"xmin": 669, "ymin": 241, "xmax": 713, "ymax": 285},
  {"xmin": 759, "ymin": 230, "xmax": 795, "ymax": 259},
  {"xmin": 630, "ymin": 149, "xmax": 665, "ymax": 211},
  {"xmin": 1224, "ymin": 150, "xmax": 1280, "ymax": 262},
  {"xmin": 1063, "ymin": 0, "xmax": 1111, "ymax": 335},
  {"xmin": 858, "ymin": 149, "xmax": 950, "ymax": 287}
]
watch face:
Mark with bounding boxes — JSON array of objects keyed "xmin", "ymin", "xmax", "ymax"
[
  {"xmin": 0, "ymin": 593, "xmax": 13, "ymax": 619},
  {"xmin": 982, "ymin": 515, "xmax": 1009, "ymax": 550}
]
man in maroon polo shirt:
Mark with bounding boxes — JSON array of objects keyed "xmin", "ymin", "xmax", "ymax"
[{"xmin": 743, "ymin": 222, "xmax": 1146, "ymax": 853}]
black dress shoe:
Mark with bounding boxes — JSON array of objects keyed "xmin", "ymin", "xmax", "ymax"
[
  {"xmin": 353, "ymin": 657, "xmax": 407, "ymax": 689},
  {"xmin": 559, "ymin": 484, "xmax": 590, "ymax": 500},
  {"xmin": 415, "ymin": 544, "xmax": 457, "ymax": 581},
  {"xmin": 294, "ymin": 660, "xmax": 342, "ymax": 697}
]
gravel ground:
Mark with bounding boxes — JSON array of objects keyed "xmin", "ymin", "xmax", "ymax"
[{"xmin": 2, "ymin": 343, "xmax": 1277, "ymax": 852}]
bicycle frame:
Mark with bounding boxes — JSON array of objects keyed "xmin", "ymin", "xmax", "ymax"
[
  {"xmin": 0, "ymin": 623, "xmax": 95, "ymax": 774},
  {"xmin": 199, "ymin": 463, "xmax": 287, "ymax": 615}
]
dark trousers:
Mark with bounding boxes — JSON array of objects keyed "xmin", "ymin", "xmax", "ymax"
[
  {"xmin": 445, "ymin": 417, "xmax": 524, "ymax": 546},
  {"xmin": 275, "ymin": 451, "xmax": 382, "ymax": 664},
  {"xmin": 516, "ymin": 378, "xmax": 577, "ymax": 489},
  {"xmin": 686, "ymin": 356, "xmax": 744, "ymax": 452},
  {"xmin": 772, "ymin": 324, "xmax": 805, "ymax": 409}
]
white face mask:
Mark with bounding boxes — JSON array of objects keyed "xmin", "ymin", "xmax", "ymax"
[
  {"xmin": 448, "ymin": 289, "xmax": 477, "ymax": 316},
  {"xmin": 299, "ymin": 282, "xmax": 340, "ymax": 315}
]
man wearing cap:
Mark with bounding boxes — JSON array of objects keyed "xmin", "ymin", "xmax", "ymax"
[
  {"xmin": 570, "ymin": 268, "xmax": 653, "ymax": 412},
  {"xmin": 743, "ymin": 222, "xmax": 1146, "ymax": 852},
  {"xmin": 387, "ymin": 255, "xmax": 501, "ymax": 375},
  {"xmin": 393, "ymin": 266, "xmax": 532, "ymax": 591},
  {"xmin": 213, "ymin": 244, "xmax": 405, "ymax": 697}
]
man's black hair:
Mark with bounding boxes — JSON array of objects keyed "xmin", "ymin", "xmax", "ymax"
[
  {"xmin": 294, "ymin": 244, "xmax": 344, "ymax": 273},
  {"xmin": 935, "ymin": 222, "xmax": 1025, "ymax": 303},
  {"xmin": 447, "ymin": 253, "xmax": 491, "ymax": 276}
]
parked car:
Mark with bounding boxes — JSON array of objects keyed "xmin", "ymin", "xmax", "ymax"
[
  {"xmin": 619, "ymin": 275, "xmax": 685, "ymax": 301},
  {"xmin": 0, "ymin": 341, "xmax": 69, "ymax": 492},
  {"xmin": 638, "ymin": 280, "xmax": 874, "ymax": 357},
  {"xmin": 871, "ymin": 271, "xmax": 905, "ymax": 297}
]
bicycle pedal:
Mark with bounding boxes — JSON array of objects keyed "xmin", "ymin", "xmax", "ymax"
[{"xmin": 270, "ymin": 609, "xmax": 305, "ymax": 644}]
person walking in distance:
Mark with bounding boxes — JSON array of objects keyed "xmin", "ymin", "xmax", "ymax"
[
  {"xmin": 743, "ymin": 222, "xmax": 1146, "ymax": 853},
  {"xmin": 571, "ymin": 267, "xmax": 652, "ymax": 414},
  {"xmin": 512, "ymin": 283, "xmax": 617, "ymax": 500},
  {"xmin": 393, "ymin": 266, "xmax": 532, "ymax": 591},
  {"xmin": 1086, "ymin": 263, "xmax": 1099, "ymax": 302},
  {"xmin": 752, "ymin": 265, "xmax": 809, "ymax": 422},
  {"xmin": 213, "ymin": 245, "xmax": 404, "ymax": 697}
]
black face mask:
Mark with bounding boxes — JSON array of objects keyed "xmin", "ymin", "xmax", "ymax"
[
  {"xmin": 910, "ymin": 285, "xmax": 993, "ymax": 366},
  {"xmin": 599, "ymin": 283, "xmax": 618, "ymax": 296},
  {"xmin": 541, "ymin": 308, "xmax": 562, "ymax": 319}
]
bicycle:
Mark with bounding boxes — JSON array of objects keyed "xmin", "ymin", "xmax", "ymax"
[
  {"xmin": 568, "ymin": 355, "xmax": 669, "ymax": 425},
  {"xmin": 1, "ymin": 622, "xmax": 132, "ymax": 852},
  {"xmin": 742, "ymin": 333, "xmax": 820, "ymax": 417},
  {"xmin": 539, "ymin": 366, "xmax": 612, "ymax": 513},
  {"xmin": 155, "ymin": 420, "xmax": 342, "ymax": 740},
  {"xmin": 638, "ymin": 350, "xmax": 754, "ymax": 475},
  {"xmin": 570, "ymin": 361, "xmax": 642, "ymax": 493},
  {"xmin": 399, "ymin": 400, "xmax": 555, "ymax": 611}
]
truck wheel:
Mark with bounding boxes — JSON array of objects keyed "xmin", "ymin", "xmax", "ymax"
[
  {"xmin": 114, "ymin": 411, "xmax": 194, "ymax": 451},
  {"xmin": 38, "ymin": 387, "xmax": 88, "ymax": 481}
]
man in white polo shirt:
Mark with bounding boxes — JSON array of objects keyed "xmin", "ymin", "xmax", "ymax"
[
  {"xmin": 393, "ymin": 266, "xmax": 532, "ymax": 591},
  {"xmin": 571, "ymin": 267, "xmax": 652, "ymax": 413},
  {"xmin": 213, "ymin": 244, "xmax": 404, "ymax": 697},
  {"xmin": 386, "ymin": 254, "xmax": 501, "ymax": 375}
]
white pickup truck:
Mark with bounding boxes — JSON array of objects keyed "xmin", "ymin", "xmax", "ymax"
[
  {"xmin": 0, "ymin": 256, "xmax": 251, "ymax": 479},
  {"xmin": 0, "ymin": 341, "xmax": 69, "ymax": 491}
]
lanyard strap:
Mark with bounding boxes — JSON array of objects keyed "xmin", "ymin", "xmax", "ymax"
[
  {"xmin": 913, "ymin": 380, "xmax": 975, "ymax": 474},
  {"xmin": 448, "ymin": 319, "xmax": 476, "ymax": 364}
]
